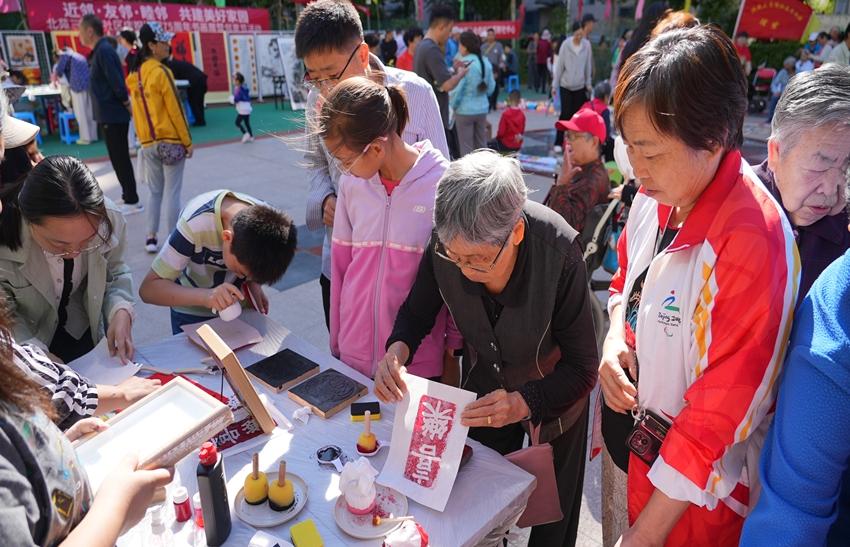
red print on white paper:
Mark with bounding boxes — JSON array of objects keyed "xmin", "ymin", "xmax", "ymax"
[{"xmin": 404, "ymin": 396, "xmax": 456, "ymax": 488}]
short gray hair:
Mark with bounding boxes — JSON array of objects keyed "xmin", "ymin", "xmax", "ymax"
[
  {"xmin": 771, "ymin": 64, "xmax": 850, "ymax": 150},
  {"xmin": 435, "ymin": 149, "xmax": 527, "ymax": 247}
]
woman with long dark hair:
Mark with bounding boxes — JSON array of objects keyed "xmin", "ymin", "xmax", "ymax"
[
  {"xmin": 0, "ymin": 155, "xmax": 135, "ymax": 364},
  {"xmin": 126, "ymin": 22, "xmax": 192, "ymax": 254},
  {"xmin": 450, "ymin": 31, "xmax": 495, "ymax": 157}
]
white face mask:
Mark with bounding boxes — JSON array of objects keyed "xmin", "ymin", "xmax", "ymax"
[{"xmin": 116, "ymin": 44, "xmax": 129, "ymax": 61}]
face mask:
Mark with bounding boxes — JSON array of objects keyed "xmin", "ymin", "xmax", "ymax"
[{"xmin": 117, "ymin": 44, "xmax": 129, "ymax": 61}]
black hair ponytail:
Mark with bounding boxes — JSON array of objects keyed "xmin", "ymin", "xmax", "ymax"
[
  {"xmin": 475, "ymin": 52, "xmax": 486, "ymax": 92},
  {"xmin": 385, "ymin": 85, "xmax": 409, "ymax": 136}
]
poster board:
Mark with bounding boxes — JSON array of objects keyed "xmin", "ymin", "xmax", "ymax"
[
  {"xmin": 198, "ymin": 32, "xmax": 230, "ymax": 92},
  {"xmin": 2, "ymin": 31, "xmax": 49, "ymax": 84},
  {"xmin": 277, "ymin": 37, "xmax": 308, "ymax": 110},
  {"xmin": 255, "ymin": 33, "xmax": 285, "ymax": 99},
  {"xmin": 51, "ymin": 30, "xmax": 90, "ymax": 56},
  {"xmin": 228, "ymin": 33, "xmax": 258, "ymax": 98},
  {"xmin": 377, "ymin": 374, "xmax": 476, "ymax": 512}
]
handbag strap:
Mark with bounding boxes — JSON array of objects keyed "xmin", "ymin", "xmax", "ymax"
[
  {"xmin": 159, "ymin": 64, "xmax": 189, "ymax": 125},
  {"xmin": 529, "ymin": 423, "xmax": 542, "ymax": 446},
  {"xmin": 136, "ymin": 62, "xmax": 189, "ymax": 143},
  {"xmin": 136, "ymin": 66, "xmax": 157, "ymax": 141}
]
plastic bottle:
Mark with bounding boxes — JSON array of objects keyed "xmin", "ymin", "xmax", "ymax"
[
  {"xmin": 192, "ymin": 492, "xmax": 206, "ymax": 547},
  {"xmin": 196, "ymin": 441, "xmax": 232, "ymax": 546},
  {"xmin": 173, "ymin": 485, "xmax": 192, "ymax": 523},
  {"xmin": 146, "ymin": 504, "xmax": 174, "ymax": 546}
]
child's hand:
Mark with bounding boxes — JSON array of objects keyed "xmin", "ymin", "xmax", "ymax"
[
  {"xmin": 207, "ymin": 283, "xmax": 243, "ymax": 312},
  {"xmin": 65, "ymin": 417, "xmax": 108, "ymax": 442},
  {"xmin": 95, "ymin": 454, "xmax": 174, "ymax": 535}
]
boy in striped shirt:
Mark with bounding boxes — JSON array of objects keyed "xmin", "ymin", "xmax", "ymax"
[{"xmin": 139, "ymin": 190, "xmax": 298, "ymax": 333}]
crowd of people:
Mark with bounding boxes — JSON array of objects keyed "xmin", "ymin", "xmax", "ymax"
[{"xmin": 0, "ymin": 0, "xmax": 847, "ymax": 546}]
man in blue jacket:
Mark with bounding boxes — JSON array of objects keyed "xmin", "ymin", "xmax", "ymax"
[{"xmin": 79, "ymin": 14, "xmax": 142, "ymax": 216}]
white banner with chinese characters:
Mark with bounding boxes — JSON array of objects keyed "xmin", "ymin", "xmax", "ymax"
[{"xmin": 378, "ymin": 374, "xmax": 476, "ymax": 512}]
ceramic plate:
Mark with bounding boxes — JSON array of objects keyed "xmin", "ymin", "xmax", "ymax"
[
  {"xmin": 234, "ymin": 472, "xmax": 308, "ymax": 528},
  {"xmin": 333, "ymin": 484, "xmax": 409, "ymax": 539}
]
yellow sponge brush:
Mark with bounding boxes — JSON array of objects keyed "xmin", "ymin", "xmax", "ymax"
[
  {"xmin": 290, "ymin": 519, "xmax": 323, "ymax": 547},
  {"xmin": 350, "ymin": 402, "xmax": 380, "ymax": 422}
]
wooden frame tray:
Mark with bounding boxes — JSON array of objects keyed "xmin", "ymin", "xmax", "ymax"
[{"xmin": 74, "ymin": 376, "xmax": 234, "ymax": 493}]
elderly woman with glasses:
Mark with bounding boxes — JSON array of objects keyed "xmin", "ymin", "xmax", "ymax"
[
  {"xmin": 0, "ymin": 156, "xmax": 134, "ymax": 364},
  {"xmin": 599, "ymin": 26, "xmax": 799, "ymax": 546},
  {"xmin": 375, "ymin": 149, "xmax": 598, "ymax": 546}
]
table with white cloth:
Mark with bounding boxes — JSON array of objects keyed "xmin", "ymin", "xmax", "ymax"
[{"xmin": 118, "ymin": 311, "xmax": 535, "ymax": 546}]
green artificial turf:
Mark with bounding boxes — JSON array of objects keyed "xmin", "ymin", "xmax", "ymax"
[{"xmin": 39, "ymin": 101, "xmax": 305, "ymax": 161}]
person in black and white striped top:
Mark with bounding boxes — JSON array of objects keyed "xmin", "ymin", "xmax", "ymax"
[{"xmin": 11, "ymin": 342, "xmax": 160, "ymax": 430}]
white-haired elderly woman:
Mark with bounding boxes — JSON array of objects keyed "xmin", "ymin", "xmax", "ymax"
[
  {"xmin": 374, "ymin": 150, "xmax": 598, "ymax": 546},
  {"xmin": 757, "ymin": 64, "xmax": 850, "ymax": 305}
]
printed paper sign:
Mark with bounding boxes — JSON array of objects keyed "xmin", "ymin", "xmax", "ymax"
[{"xmin": 378, "ymin": 374, "xmax": 476, "ymax": 511}]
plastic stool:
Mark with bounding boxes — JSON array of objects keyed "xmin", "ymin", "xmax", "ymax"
[
  {"xmin": 59, "ymin": 111, "xmax": 79, "ymax": 145},
  {"xmin": 506, "ymin": 74, "xmax": 520, "ymax": 93},
  {"xmin": 183, "ymin": 98, "xmax": 195, "ymax": 125},
  {"xmin": 13, "ymin": 111, "xmax": 42, "ymax": 145}
]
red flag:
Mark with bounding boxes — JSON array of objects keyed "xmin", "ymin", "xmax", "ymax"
[
  {"xmin": 605, "ymin": 0, "xmax": 612, "ymax": 19},
  {"xmin": 736, "ymin": 0, "xmax": 813, "ymax": 41}
]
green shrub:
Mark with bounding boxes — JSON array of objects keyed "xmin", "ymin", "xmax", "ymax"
[{"xmin": 749, "ymin": 40, "xmax": 802, "ymax": 71}]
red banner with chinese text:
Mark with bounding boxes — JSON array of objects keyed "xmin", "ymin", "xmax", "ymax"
[
  {"xmin": 26, "ymin": 0, "xmax": 270, "ymax": 35},
  {"xmin": 199, "ymin": 32, "xmax": 229, "ymax": 92},
  {"xmin": 455, "ymin": 20, "xmax": 522, "ymax": 40},
  {"xmin": 171, "ymin": 32, "xmax": 194, "ymax": 65},
  {"xmin": 737, "ymin": 0, "xmax": 813, "ymax": 41}
]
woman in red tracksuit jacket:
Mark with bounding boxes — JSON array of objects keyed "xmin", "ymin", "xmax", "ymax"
[{"xmin": 598, "ymin": 26, "xmax": 798, "ymax": 546}]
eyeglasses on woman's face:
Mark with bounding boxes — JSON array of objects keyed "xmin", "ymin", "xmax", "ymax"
[
  {"xmin": 30, "ymin": 222, "xmax": 105, "ymax": 259},
  {"xmin": 434, "ymin": 232, "xmax": 511, "ymax": 273},
  {"xmin": 566, "ymin": 131, "xmax": 593, "ymax": 142},
  {"xmin": 304, "ymin": 43, "xmax": 362, "ymax": 92}
]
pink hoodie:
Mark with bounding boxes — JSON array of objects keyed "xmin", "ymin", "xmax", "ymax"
[{"xmin": 330, "ymin": 141, "xmax": 461, "ymax": 378}]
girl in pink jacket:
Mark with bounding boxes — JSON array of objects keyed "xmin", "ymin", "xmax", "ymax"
[{"xmin": 319, "ymin": 76, "xmax": 461, "ymax": 380}]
